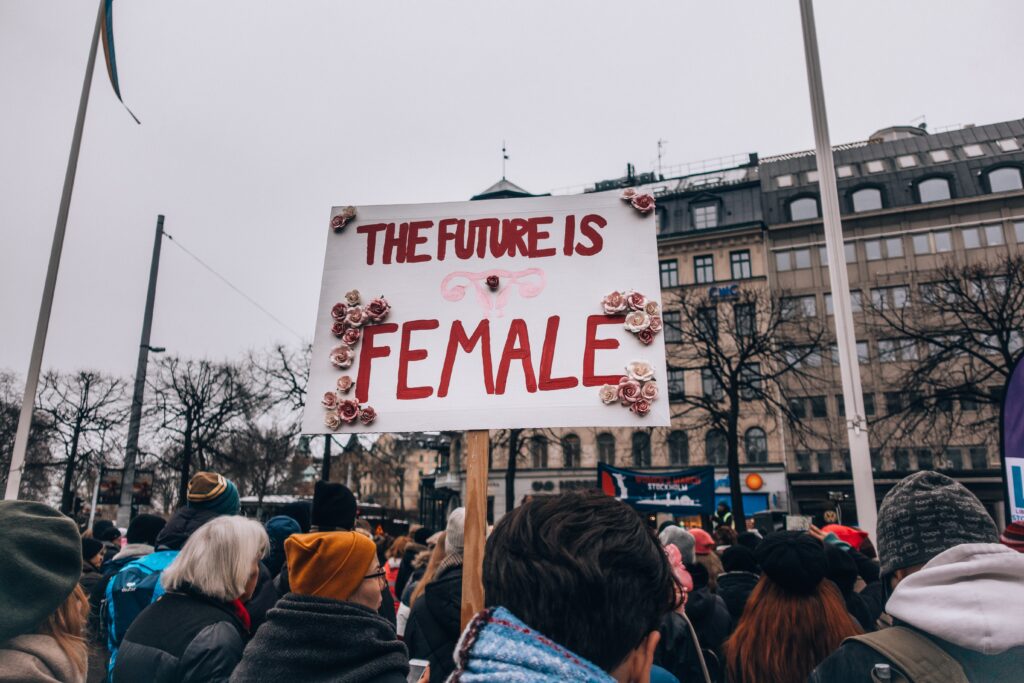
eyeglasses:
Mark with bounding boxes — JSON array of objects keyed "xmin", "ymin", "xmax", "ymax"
[{"xmin": 364, "ymin": 569, "xmax": 387, "ymax": 582}]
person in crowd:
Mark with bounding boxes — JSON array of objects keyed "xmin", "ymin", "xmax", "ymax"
[
  {"xmin": 682, "ymin": 561, "xmax": 731, "ymax": 673},
  {"xmin": 714, "ymin": 525, "xmax": 738, "ymax": 553},
  {"xmin": 384, "ymin": 535, "xmax": 411, "ymax": 610},
  {"xmin": 689, "ymin": 528, "xmax": 724, "ymax": 592},
  {"xmin": 712, "ymin": 502, "xmax": 734, "ymax": 529},
  {"xmin": 263, "ymin": 515, "xmax": 300, "ymax": 578},
  {"xmin": 92, "ymin": 520, "xmax": 122, "ymax": 565},
  {"xmin": 724, "ymin": 531, "xmax": 861, "ymax": 683},
  {"xmin": 105, "ymin": 472, "xmax": 240, "ymax": 670},
  {"xmin": 0, "ymin": 501, "xmax": 90, "ymax": 683},
  {"xmin": 113, "ymin": 515, "xmax": 267, "ymax": 682},
  {"xmin": 735, "ymin": 531, "xmax": 762, "ymax": 552},
  {"xmin": 278, "ymin": 500, "xmax": 312, "ymax": 533},
  {"xmin": 395, "ymin": 526, "xmax": 434, "ymax": 598},
  {"xmin": 405, "ymin": 508, "xmax": 465, "ymax": 683},
  {"xmin": 449, "ymin": 491, "xmax": 677, "ymax": 682},
  {"xmin": 399, "ymin": 534, "xmax": 446, "ymax": 638},
  {"xmin": 80, "ymin": 537, "xmax": 105, "ymax": 596},
  {"xmin": 716, "ymin": 545, "xmax": 759, "ymax": 623},
  {"xmin": 824, "ymin": 544, "xmax": 874, "ymax": 632},
  {"xmin": 86, "ymin": 513, "xmax": 165, "ymax": 683},
  {"xmin": 659, "ymin": 525, "xmax": 696, "ymax": 565},
  {"xmin": 230, "ymin": 530, "xmax": 409, "ymax": 682},
  {"xmin": 810, "ymin": 471, "xmax": 1024, "ymax": 682},
  {"xmin": 654, "ymin": 542, "xmax": 709, "ymax": 683},
  {"xmin": 1001, "ymin": 520, "xmax": 1024, "ymax": 553}
]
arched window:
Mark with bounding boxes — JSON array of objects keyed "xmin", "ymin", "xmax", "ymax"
[
  {"xmin": 705, "ymin": 429, "xmax": 727, "ymax": 466},
  {"xmin": 561, "ymin": 434, "xmax": 581, "ymax": 468},
  {"xmin": 916, "ymin": 177, "xmax": 951, "ymax": 203},
  {"xmin": 632, "ymin": 432, "xmax": 652, "ymax": 467},
  {"xmin": 529, "ymin": 436, "xmax": 549, "ymax": 469},
  {"xmin": 986, "ymin": 166, "xmax": 1024, "ymax": 193},
  {"xmin": 745, "ymin": 427, "xmax": 768, "ymax": 464},
  {"xmin": 788, "ymin": 196, "xmax": 819, "ymax": 221},
  {"xmin": 596, "ymin": 432, "xmax": 616, "ymax": 465},
  {"xmin": 850, "ymin": 187, "xmax": 883, "ymax": 213},
  {"xmin": 667, "ymin": 431, "xmax": 689, "ymax": 466}
]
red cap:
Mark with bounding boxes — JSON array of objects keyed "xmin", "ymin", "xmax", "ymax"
[
  {"xmin": 689, "ymin": 528, "xmax": 716, "ymax": 555},
  {"xmin": 822, "ymin": 524, "xmax": 868, "ymax": 550}
]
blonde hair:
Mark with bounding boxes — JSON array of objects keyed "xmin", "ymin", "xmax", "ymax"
[
  {"xmin": 163, "ymin": 516, "xmax": 268, "ymax": 602},
  {"xmin": 411, "ymin": 532, "xmax": 446, "ymax": 606},
  {"xmin": 37, "ymin": 584, "xmax": 88, "ymax": 678}
]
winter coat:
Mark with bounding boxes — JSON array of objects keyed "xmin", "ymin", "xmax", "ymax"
[
  {"xmin": 154, "ymin": 507, "xmax": 222, "ymax": 551},
  {"xmin": 112, "ymin": 587, "xmax": 249, "ymax": 683},
  {"xmin": 79, "ymin": 562, "xmax": 103, "ymax": 598},
  {"xmin": 810, "ymin": 543, "xmax": 1024, "ymax": 682},
  {"xmin": 685, "ymin": 586, "xmax": 731, "ymax": 660},
  {"xmin": 715, "ymin": 571, "xmax": 759, "ymax": 623},
  {"xmin": 242, "ymin": 562, "xmax": 278, "ymax": 631},
  {"xmin": 449, "ymin": 606, "xmax": 617, "ymax": 682},
  {"xmin": 394, "ymin": 546, "xmax": 421, "ymax": 599},
  {"xmin": 273, "ymin": 563, "xmax": 397, "ymax": 626},
  {"xmin": 230, "ymin": 593, "xmax": 408, "ymax": 683},
  {"xmin": 655, "ymin": 611, "xmax": 722, "ymax": 683},
  {"xmin": 405, "ymin": 560, "xmax": 463, "ymax": 683},
  {"xmin": 86, "ymin": 543, "xmax": 154, "ymax": 683},
  {"xmin": 0, "ymin": 634, "xmax": 84, "ymax": 683}
]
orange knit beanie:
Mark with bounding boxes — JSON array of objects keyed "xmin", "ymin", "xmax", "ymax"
[{"xmin": 285, "ymin": 531, "xmax": 376, "ymax": 602}]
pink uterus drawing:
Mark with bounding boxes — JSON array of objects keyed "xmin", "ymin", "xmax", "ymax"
[{"xmin": 441, "ymin": 268, "xmax": 546, "ymax": 317}]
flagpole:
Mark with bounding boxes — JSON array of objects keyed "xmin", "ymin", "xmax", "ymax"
[{"xmin": 4, "ymin": 0, "xmax": 105, "ymax": 501}]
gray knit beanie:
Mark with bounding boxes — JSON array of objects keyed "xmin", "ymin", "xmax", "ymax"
[
  {"xmin": 877, "ymin": 471, "xmax": 998, "ymax": 577},
  {"xmin": 445, "ymin": 507, "xmax": 465, "ymax": 556},
  {"xmin": 659, "ymin": 525, "xmax": 696, "ymax": 565}
]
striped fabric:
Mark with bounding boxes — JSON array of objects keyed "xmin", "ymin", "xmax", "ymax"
[{"xmin": 100, "ymin": 0, "xmax": 140, "ymax": 123}]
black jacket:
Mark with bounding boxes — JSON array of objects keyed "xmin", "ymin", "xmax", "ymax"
[
  {"xmin": 230, "ymin": 593, "xmax": 407, "ymax": 683},
  {"xmin": 715, "ymin": 571, "xmax": 759, "ymax": 624},
  {"xmin": 243, "ymin": 562, "xmax": 278, "ymax": 631},
  {"xmin": 405, "ymin": 563, "xmax": 462, "ymax": 683},
  {"xmin": 112, "ymin": 588, "xmax": 248, "ymax": 683},
  {"xmin": 656, "ymin": 611, "xmax": 725, "ymax": 683},
  {"xmin": 685, "ymin": 586, "xmax": 731, "ymax": 659},
  {"xmin": 155, "ymin": 507, "xmax": 222, "ymax": 551}
]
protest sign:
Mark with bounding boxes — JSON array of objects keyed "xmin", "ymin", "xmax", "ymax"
[
  {"xmin": 303, "ymin": 191, "xmax": 670, "ymax": 433},
  {"xmin": 1002, "ymin": 355, "xmax": 1024, "ymax": 522},
  {"xmin": 597, "ymin": 463, "xmax": 715, "ymax": 515}
]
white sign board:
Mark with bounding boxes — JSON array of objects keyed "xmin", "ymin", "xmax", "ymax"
[{"xmin": 302, "ymin": 191, "xmax": 670, "ymax": 433}]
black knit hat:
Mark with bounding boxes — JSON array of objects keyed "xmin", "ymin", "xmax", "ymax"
[
  {"xmin": 82, "ymin": 537, "xmax": 104, "ymax": 562},
  {"xmin": 311, "ymin": 481, "xmax": 356, "ymax": 531},
  {"xmin": 825, "ymin": 545, "xmax": 858, "ymax": 594},
  {"xmin": 756, "ymin": 531, "xmax": 827, "ymax": 595},
  {"xmin": 92, "ymin": 519, "xmax": 120, "ymax": 542},
  {"xmin": 126, "ymin": 513, "xmax": 166, "ymax": 545},
  {"xmin": 877, "ymin": 470, "xmax": 998, "ymax": 576},
  {"xmin": 0, "ymin": 501, "xmax": 82, "ymax": 642},
  {"xmin": 722, "ymin": 544, "xmax": 759, "ymax": 573}
]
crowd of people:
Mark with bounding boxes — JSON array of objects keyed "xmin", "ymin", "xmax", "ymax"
[{"xmin": 1, "ymin": 468, "xmax": 1023, "ymax": 682}]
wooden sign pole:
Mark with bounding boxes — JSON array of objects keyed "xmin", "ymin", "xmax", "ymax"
[{"xmin": 460, "ymin": 429, "xmax": 490, "ymax": 629}]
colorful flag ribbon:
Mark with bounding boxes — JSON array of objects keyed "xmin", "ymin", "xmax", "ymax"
[{"xmin": 100, "ymin": 0, "xmax": 140, "ymax": 124}]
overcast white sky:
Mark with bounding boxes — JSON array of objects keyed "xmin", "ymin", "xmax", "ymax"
[{"xmin": 1, "ymin": 1, "xmax": 1022, "ymax": 380}]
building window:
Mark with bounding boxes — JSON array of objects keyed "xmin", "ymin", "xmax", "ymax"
[
  {"xmin": 943, "ymin": 447, "xmax": 963, "ymax": 470},
  {"xmin": 730, "ymin": 250, "xmax": 752, "ymax": 279},
  {"xmin": 806, "ymin": 170, "xmax": 820, "ymax": 183},
  {"xmin": 795, "ymin": 451, "xmax": 811, "ymax": 473},
  {"xmin": 663, "ymin": 311, "xmax": 682, "ymax": 343},
  {"xmin": 561, "ymin": 434, "xmax": 581, "ymax": 468},
  {"xmin": 916, "ymin": 177, "xmax": 952, "ymax": 203},
  {"xmin": 789, "ymin": 197, "xmax": 819, "ymax": 221},
  {"xmin": 667, "ymin": 368, "xmax": 686, "ymax": 401},
  {"xmin": 895, "ymin": 449, "xmax": 911, "ymax": 471},
  {"xmin": 845, "ymin": 242, "xmax": 857, "ymax": 263},
  {"xmin": 776, "ymin": 248, "xmax": 811, "ymax": 271},
  {"xmin": 884, "ymin": 392, "xmax": 903, "ymax": 415},
  {"xmin": 864, "ymin": 237, "xmax": 903, "ymax": 261},
  {"xmin": 692, "ymin": 202, "xmax": 719, "ymax": 229},
  {"xmin": 739, "ymin": 363, "xmax": 762, "ymax": 400},
  {"xmin": 668, "ymin": 431, "xmax": 689, "ymax": 466},
  {"xmin": 929, "ymin": 149, "xmax": 951, "ymax": 163},
  {"xmin": 986, "ymin": 167, "xmax": 1024, "ymax": 193},
  {"xmin": 912, "ymin": 230, "xmax": 953, "ymax": 255},
  {"xmin": 656, "ymin": 207, "xmax": 670, "ymax": 233},
  {"xmin": 816, "ymin": 452, "xmax": 833, "ymax": 474},
  {"xmin": 694, "ymin": 255, "xmax": 715, "ymax": 284},
  {"xmin": 997, "ymin": 139, "xmax": 1021, "ymax": 152},
  {"xmin": 824, "ymin": 293, "xmax": 834, "ymax": 315},
  {"xmin": 865, "ymin": 160, "xmax": 886, "ymax": 174},
  {"xmin": 857, "ymin": 341, "xmax": 870, "ymax": 364},
  {"xmin": 836, "ymin": 165, "xmax": 855, "ymax": 178},
  {"xmin": 871, "ymin": 285, "xmax": 910, "ymax": 310},
  {"xmin": 969, "ymin": 447, "xmax": 988, "ymax": 469},
  {"xmin": 701, "ymin": 368, "xmax": 723, "ymax": 401},
  {"xmin": 597, "ymin": 432, "xmax": 616, "ymax": 466},
  {"xmin": 697, "ymin": 306, "xmax": 718, "ymax": 341},
  {"xmin": 789, "ymin": 396, "xmax": 807, "ymax": 419},
  {"xmin": 851, "ymin": 188, "xmax": 883, "ymax": 212},
  {"xmin": 870, "ymin": 448, "xmax": 883, "ymax": 472},
  {"xmin": 660, "ymin": 259, "xmax": 679, "ymax": 288},
  {"xmin": 776, "ymin": 174, "xmax": 794, "ymax": 188},
  {"xmin": 962, "ymin": 224, "xmax": 1004, "ymax": 249},
  {"xmin": 632, "ymin": 432, "xmax": 652, "ymax": 468},
  {"xmin": 705, "ymin": 430, "xmax": 727, "ymax": 466},
  {"xmin": 781, "ymin": 295, "xmax": 817, "ymax": 320},
  {"xmin": 529, "ymin": 436, "xmax": 549, "ymax": 469},
  {"xmin": 734, "ymin": 303, "xmax": 755, "ymax": 337},
  {"xmin": 897, "ymin": 154, "xmax": 918, "ymax": 168},
  {"xmin": 962, "ymin": 144, "xmax": 985, "ymax": 158},
  {"xmin": 916, "ymin": 449, "xmax": 934, "ymax": 470},
  {"xmin": 745, "ymin": 428, "xmax": 768, "ymax": 464},
  {"xmin": 810, "ymin": 395, "xmax": 828, "ymax": 418},
  {"xmin": 878, "ymin": 338, "xmax": 918, "ymax": 362}
]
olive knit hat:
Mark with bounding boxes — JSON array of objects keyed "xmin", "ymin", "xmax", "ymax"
[
  {"xmin": 187, "ymin": 471, "xmax": 240, "ymax": 516},
  {"xmin": 0, "ymin": 501, "xmax": 82, "ymax": 642}
]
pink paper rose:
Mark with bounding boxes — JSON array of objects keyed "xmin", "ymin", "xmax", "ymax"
[
  {"xmin": 620, "ymin": 188, "xmax": 638, "ymax": 200},
  {"xmin": 331, "ymin": 321, "xmax": 347, "ymax": 337},
  {"xmin": 337, "ymin": 375, "xmax": 354, "ymax": 393},
  {"xmin": 641, "ymin": 381, "xmax": 659, "ymax": 401},
  {"xmin": 645, "ymin": 301, "xmax": 661, "ymax": 316},
  {"xmin": 637, "ymin": 329, "xmax": 656, "ymax": 345},
  {"xmin": 599, "ymin": 384, "xmax": 618, "ymax": 405},
  {"xmin": 617, "ymin": 378, "xmax": 642, "ymax": 405},
  {"xmin": 341, "ymin": 327, "xmax": 361, "ymax": 346},
  {"xmin": 648, "ymin": 315, "xmax": 664, "ymax": 333},
  {"xmin": 602, "ymin": 291, "xmax": 628, "ymax": 314},
  {"xmin": 365, "ymin": 297, "xmax": 391, "ymax": 322},
  {"xmin": 329, "ymin": 345, "xmax": 354, "ymax": 369},
  {"xmin": 324, "ymin": 412, "xmax": 341, "ymax": 430},
  {"xmin": 344, "ymin": 289, "xmax": 361, "ymax": 306},
  {"xmin": 627, "ymin": 292, "xmax": 647, "ymax": 311},
  {"xmin": 345, "ymin": 306, "xmax": 366, "ymax": 328},
  {"xmin": 322, "ymin": 391, "xmax": 338, "ymax": 409},
  {"xmin": 631, "ymin": 193, "xmax": 656, "ymax": 214},
  {"xmin": 631, "ymin": 399, "xmax": 652, "ymax": 416},
  {"xmin": 338, "ymin": 399, "xmax": 360, "ymax": 423},
  {"xmin": 624, "ymin": 311, "xmax": 651, "ymax": 333},
  {"xmin": 358, "ymin": 405, "xmax": 377, "ymax": 426},
  {"xmin": 331, "ymin": 302, "xmax": 348, "ymax": 322},
  {"xmin": 331, "ymin": 206, "xmax": 357, "ymax": 232},
  {"xmin": 626, "ymin": 360, "xmax": 655, "ymax": 382}
]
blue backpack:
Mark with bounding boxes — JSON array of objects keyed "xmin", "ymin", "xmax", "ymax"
[{"xmin": 103, "ymin": 550, "xmax": 179, "ymax": 674}]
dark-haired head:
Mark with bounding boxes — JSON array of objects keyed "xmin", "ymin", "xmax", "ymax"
[{"xmin": 483, "ymin": 491, "xmax": 676, "ymax": 675}]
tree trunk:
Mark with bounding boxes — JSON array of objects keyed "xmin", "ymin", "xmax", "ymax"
[
  {"xmin": 504, "ymin": 429, "xmax": 521, "ymax": 514},
  {"xmin": 726, "ymin": 405, "xmax": 746, "ymax": 532},
  {"xmin": 60, "ymin": 418, "xmax": 83, "ymax": 515},
  {"xmin": 178, "ymin": 415, "xmax": 194, "ymax": 507}
]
